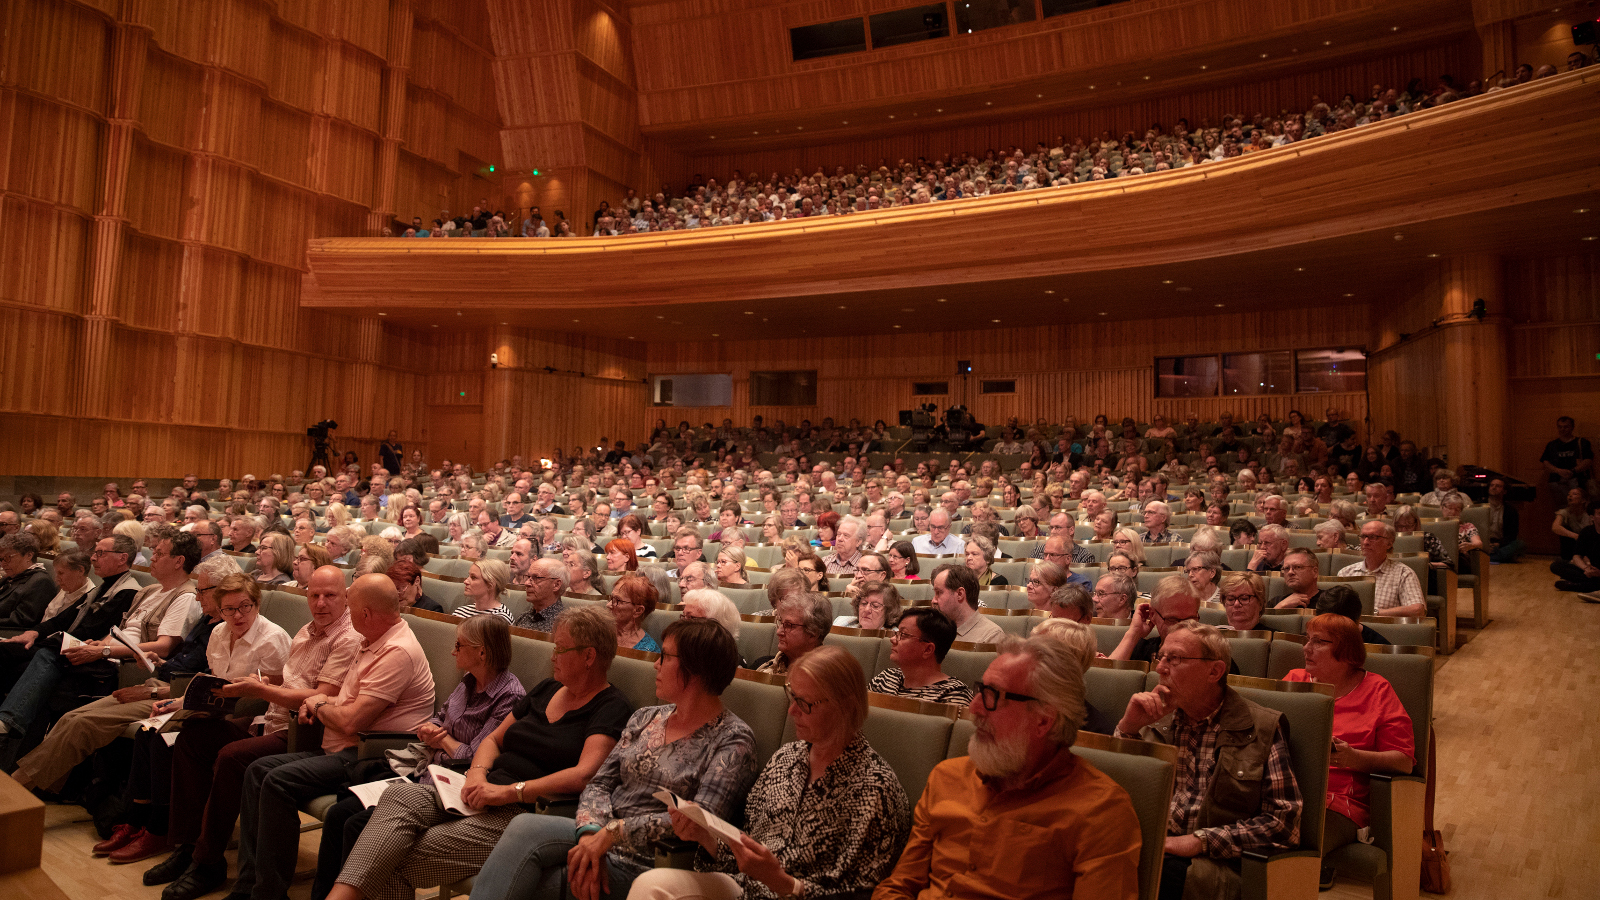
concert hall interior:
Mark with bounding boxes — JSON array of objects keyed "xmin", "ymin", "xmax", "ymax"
[{"xmin": 1, "ymin": 1, "xmax": 1599, "ymax": 899}]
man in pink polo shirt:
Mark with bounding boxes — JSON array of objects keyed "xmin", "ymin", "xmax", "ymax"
[{"xmin": 225, "ymin": 574, "xmax": 435, "ymax": 900}]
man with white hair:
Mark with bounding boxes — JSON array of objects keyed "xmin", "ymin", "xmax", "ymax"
[
  {"xmin": 1339, "ymin": 520, "xmax": 1426, "ymax": 617},
  {"xmin": 679, "ymin": 588, "xmax": 740, "ymax": 641},
  {"xmin": 1140, "ymin": 501, "xmax": 1175, "ymax": 544},
  {"xmin": 1246, "ymin": 524, "xmax": 1290, "ymax": 573},
  {"xmin": 911, "ymin": 509, "xmax": 963, "ymax": 555},
  {"xmin": 1114, "ymin": 620, "xmax": 1303, "ymax": 900},
  {"xmin": 875, "ymin": 633, "xmax": 1142, "ymax": 899},
  {"xmin": 825, "ymin": 516, "xmax": 864, "ymax": 575},
  {"xmin": 1075, "ymin": 489, "xmax": 1107, "ymax": 524},
  {"xmin": 511, "ymin": 557, "xmax": 568, "ymax": 632}
]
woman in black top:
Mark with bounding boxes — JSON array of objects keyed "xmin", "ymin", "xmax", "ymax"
[{"xmin": 326, "ymin": 607, "xmax": 634, "ymax": 900}]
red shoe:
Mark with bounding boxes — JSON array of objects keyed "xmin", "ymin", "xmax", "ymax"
[
  {"xmin": 108, "ymin": 829, "xmax": 170, "ymax": 864},
  {"xmin": 92, "ymin": 824, "xmax": 138, "ymax": 856}
]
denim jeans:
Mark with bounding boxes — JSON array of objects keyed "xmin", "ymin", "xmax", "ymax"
[
  {"xmin": 0, "ymin": 646, "xmax": 65, "ymax": 732},
  {"xmin": 469, "ymin": 813, "xmax": 641, "ymax": 900}
]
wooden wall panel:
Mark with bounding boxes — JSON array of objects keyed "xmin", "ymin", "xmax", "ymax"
[
  {"xmin": 7, "ymin": 0, "xmax": 109, "ymax": 114},
  {"xmin": 1, "ymin": 0, "xmax": 502, "ymax": 479},
  {"xmin": 3, "ymin": 95, "xmax": 101, "ymax": 211},
  {"xmin": 645, "ymin": 308, "xmax": 1371, "ymax": 440},
  {"xmin": 0, "ymin": 197, "xmax": 91, "ymax": 314}
]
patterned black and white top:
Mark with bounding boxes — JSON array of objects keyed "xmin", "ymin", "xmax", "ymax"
[
  {"xmin": 701, "ymin": 733, "xmax": 911, "ymax": 899},
  {"xmin": 576, "ymin": 705, "xmax": 759, "ymax": 877},
  {"xmin": 867, "ymin": 667, "xmax": 975, "ymax": 706}
]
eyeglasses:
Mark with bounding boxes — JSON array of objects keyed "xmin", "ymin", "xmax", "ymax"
[
  {"xmin": 1025, "ymin": 577, "xmax": 1048, "ymax": 588},
  {"xmin": 219, "ymin": 604, "xmax": 254, "ymax": 616},
  {"xmin": 1152, "ymin": 653, "xmax": 1215, "ymax": 667},
  {"xmin": 1221, "ymin": 593, "xmax": 1258, "ymax": 606},
  {"xmin": 973, "ymin": 680, "xmax": 1039, "ymax": 711},
  {"xmin": 1181, "ymin": 566, "xmax": 1214, "ymax": 575},
  {"xmin": 1281, "ymin": 564, "xmax": 1316, "ymax": 573},
  {"xmin": 775, "ymin": 619, "xmax": 806, "ymax": 632},
  {"xmin": 784, "ymin": 684, "xmax": 827, "ymax": 714},
  {"xmin": 858, "ymin": 599, "xmax": 885, "ymax": 611},
  {"xmin": 1107, "ymin": 564, "xmax": 1134, "ymax": 574},
  {"xmin": 453, "ymin": 640, "xmax": 482, "ymax": 651},
  {"xmin": 888, "ymin": 627, "xmax": 926, "ymax": 643}
]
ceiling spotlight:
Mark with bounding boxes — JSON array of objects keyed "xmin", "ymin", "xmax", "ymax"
[
  {"xmin": 1162, "ymin": 279, "xmax": 1173, "ymax": 284},
  {"xmin": 1575, "ymin": 208, "xmax": 1591, "ymax": 213},
  {"xmin": 889, "ymin": 115, "xmax": 895, "ymax": 119},
  {"xmin": 743, "ymin": 311, "xmax": 755, "ymax": 315},
  {"xmin": 936, "ymin": 298, "xmax": 946, "ymax": 303},
  {"xmin": 1427, "ymin": 253, "xmax": 1439, "ymax": 258},
  {"xmin": 378, "ymin": 312, "xmax": 387, "ymax": 316},
  {"xmin": 892, "ymin": 324, "xmax": 902, "ymax": 329},
  {"xmin": 1343, "ymin": 293, "xmax": 1354, "ymax": 297},
  {"xmin": 1295, "ymin": 267, "xmax": 1304, "ymax": 272},
  {"xmin": 991, "ymin": 319, "xmax": 1001, "ymax": 323},
  {"xmin": 1044, "ymin": 290, "xmax": 1055, "ymax": 294},
  {"xmin": 1097, "ymin": 312, "xmax": 1107, "ymax": 316},
  {"xmin": 1214, "ymin": 303, "xmax": 1225, "ymax": 308}
]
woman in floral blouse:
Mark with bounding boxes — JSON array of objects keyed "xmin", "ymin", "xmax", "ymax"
[
  {"xmin": 628, "ymin": 645, "xmax": 912, "ymax": 900},
  {"xmin": 470, "ymin": 619, "xmax": 757, "ymax": 900}
]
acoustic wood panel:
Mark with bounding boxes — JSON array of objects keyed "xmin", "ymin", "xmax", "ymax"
[{"xmin": 0, "ymin": 0, "xmax": 502, "ymax": 478}]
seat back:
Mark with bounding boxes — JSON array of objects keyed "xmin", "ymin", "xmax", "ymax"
[
  {"xmin": 1084, "ymin": 660, "xmax": 1149, "ymax": 732},
  {"xmin": 1228, "ymin": 677, "xmax": 1334, "ymax": 857},
  {"xmin": 721, "ymin": 587, "xmax": 769, "ymax": 615},
  {"xmin": 1360, "ymin": 616, "xmax": 1437, "ymax": 647},
  {"xmin": 722, "ymin": 670, "xmax": 791, "ymax": 767},
  {"xmin": 1071, "ymin": 733, "xmax": 1179, "ymax": 900},
  {"xmin": 1222, "ymin": 631, "xmax": 1274, "ymax": 678},
  {"xmin": 1361, "ymin": 647, "xmax": 1434, "ymax": 771},
  {"xmin": 1090, "ymin": 621, "xmax": 1131, "ymax": 656},
  {"xmin": 405, "ymin": 613, "xmax": 465, "ymax": 707},
  {"xmin": 940, "ymin": 646, "xmax": 997, "ymax": 688},
  {"xmin": 860, "ymin": 695, "xmax": 959, "ymax": 806},
  {"xmin": 608, "ymin": 648, "xmax": 661, "ymax": 711},
  {"xmin": 422, "ymin": 573, "xmax": 468, "ymax": 612},
  {"xmin": 261, "ymin": 590, "xmax": 314, "ymax": 637},
  {"xmin": 737, "ymin": 619, "xmax": 778, "ymax": 666},
  {"xmin": 508, "ymin": 634, "xmax": 555, "ymax": 689},
  {"xmin": 823, "ymin": 632, "xmax": 891, "ymax": 681}
]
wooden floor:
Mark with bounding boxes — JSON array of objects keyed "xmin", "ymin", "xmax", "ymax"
[{"xmin": 35, "ymin": 556, "xmax": 1600, "ymax": 900}]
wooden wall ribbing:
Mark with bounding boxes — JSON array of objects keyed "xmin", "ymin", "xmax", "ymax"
[
  {"xmin": 645, "ymin": 309, "xmax": 1371, "ymax": 440},
  {"xmin": 0, "ymin": 0, "xmax": 500, "ymax": 479}
]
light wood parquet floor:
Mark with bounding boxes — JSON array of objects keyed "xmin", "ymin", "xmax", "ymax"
[{"xmin": 34, "ymin": 556, "xmax": 1600, "ymax": 900}]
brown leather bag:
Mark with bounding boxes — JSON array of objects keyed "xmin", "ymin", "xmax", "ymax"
[{"xmin": 1421, "ymin": 728, "xmax": 1451, "ymax": 894}]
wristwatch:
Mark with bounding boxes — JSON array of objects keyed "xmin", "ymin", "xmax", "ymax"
[
  {"xmin": 102, "ymin": 645, "xmax": 112, "ymax": 658},
  {"xmin": 149, "ymin": 687, "xmax": 158, "ymax": 700},
  {"xmin": 513, "ymin": 781, "xmax": 527, "ymax": 804},
  {"xmin": 604, "ymin": 819, "xmax": 625, "ymax": 840}
]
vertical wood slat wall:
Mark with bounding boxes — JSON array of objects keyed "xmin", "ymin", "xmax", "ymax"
[{"xmin": 0, "ymin": 0, "xmax": 500, "ymax": 478}]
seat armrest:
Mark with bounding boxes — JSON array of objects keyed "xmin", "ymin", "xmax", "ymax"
[
  {"xmin": 286, "ymin": 717, "xmax": 323, "ymax": 753},
  {"xmin": 356, "ymin": 731, "xmax": 419, "ymax": 761},
  {"xmin": 1240, "ymin": 848, "xmax": 1322, "ymax": 900},
  {"xmin": 652, "ymin": 837, "xmax": 701, "ymax": 870}
]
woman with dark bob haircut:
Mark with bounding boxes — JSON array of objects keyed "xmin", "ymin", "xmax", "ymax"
[{"xmin": 469, "ymin": 618, "xmax": 758, "ymax": 900}]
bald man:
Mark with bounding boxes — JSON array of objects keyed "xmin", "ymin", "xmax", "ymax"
[
  {"xmin": 229, "ymin": 575, "xmax": 434, "ymax": 900},
  {"xmin": 153, "ymin": 566, "xmax": 363, "ymax": 898}
]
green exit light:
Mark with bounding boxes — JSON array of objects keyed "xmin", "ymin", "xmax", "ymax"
[
  {"xmin": 459, "ymin": 391, "xmax": 467, "ymax": 397},
  {"xmin": 488, "ymin": 165, "xmax": 495, "ymax": 172},
  {"xmin": 532, "ymin": 169, "xmax": 540, "ymax": 176}
]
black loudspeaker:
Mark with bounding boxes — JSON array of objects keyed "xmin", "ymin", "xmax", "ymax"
[
  {"xmin": 956, "ymin": 360, "xmax": 971, "ymax": 375},
  {"xmin": 1576, "ymin": 21, "xmax": 1597, "ymax": 45}
]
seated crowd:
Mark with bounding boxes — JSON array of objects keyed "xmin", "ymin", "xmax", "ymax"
[
  {"xmin": 383, "ymin": 62, "xmax": 1583, "ymax": 239},
  {"xmin": 0, "ymin": 405, "xmax": 1582, "ymax": 899}
]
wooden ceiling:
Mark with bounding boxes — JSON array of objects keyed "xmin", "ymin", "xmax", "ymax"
[{"xmin": 301, "ymin": 70, "xmax": 1600, "ymax": 340}]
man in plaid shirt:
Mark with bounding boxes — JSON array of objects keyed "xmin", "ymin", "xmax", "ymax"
[{"xmin": 1115, "ymin": 621, "xmax": 1302, "ymax": 900}]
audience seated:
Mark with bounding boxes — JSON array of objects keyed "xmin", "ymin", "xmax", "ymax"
[
  {"xmin": 470, "ymin": 619, "xmax": 757, "ymax": 900},
  {"xmin": 0, "ymin": 532, "xmax": 57, "ymax": 630},
  {"xmin": 932, "ymin": 563, "xmax": 1005, "ymax": 644},
  {"xmin": 1114, "ymin": 621, "xmax": 1304, "ymax": 900},
  {"xmin": 867, "ymin": 607, "xmax": 972, "ymax": 705},
  {"xmin": 1339, "ymin": 521, "xmax": 1426, "ymax": 617},
  {"xmin": 875, "ymin": 633, "xmax": 1142, "ymax": 899}
]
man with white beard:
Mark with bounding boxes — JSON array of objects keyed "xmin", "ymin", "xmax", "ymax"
[{"xmin": 873, "ymin": 635, "xmax": 1143, "ymax": 900}]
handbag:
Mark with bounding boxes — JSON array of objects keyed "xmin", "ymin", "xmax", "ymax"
[{"xmin": 1420, "ymin": 728, "xmax": 1451, "ymax": 894}]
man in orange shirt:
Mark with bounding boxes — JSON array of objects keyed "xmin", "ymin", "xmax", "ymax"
[{"xmin": 874, "ymin": 635, "xmax": 1142, "ymax": 900}]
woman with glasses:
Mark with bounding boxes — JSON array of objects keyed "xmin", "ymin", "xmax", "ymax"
[
  {"xmin": 885, "ymin": 540, "xmax": 921, "ymax": 581},
  {"xmin": 1105, "ymin": 550, "xmax": 1141, "ymax": 585},
  {"xmin": 631, "ymin": 645, "xmax": 911, "ymax": 900},
  {"xmin": 607, "ymin": 572, "xmax": 662, "ymax": 653},
  {"xmin": 1282, "ymin": 613, "xmax": 1414, "ymax": 885},
  {"xmin": 284, "ymin": 542, "xmax": 332, "ymax": 589},
  {"xmin": 470, "ymin": 619, "xmax": 756, "ymax": 900},
  {"xmin": 386, "ymin": 558, "xmax": 442, "ymax": 612},
  {"xmin": 1109, "ymin": 528, "xmax": 1146, "ymax": 566},
  {"xmin": 754, "ymin": 593, "xmax": 832, "ymax": 675},
  {"xmin": 1182, "ymin": 550, "xmax": 1222, "ymax": 605},
  {"xmin": 867, "ymin": 607, "xmax": 972, "ymax": 704},
  {"xmin": 85, "ymin": 572, "xmax": 291, "ymax": 867},
  {"xmin": 253, "ymin": 532, "xmax": 295, "ymax": 585},
  {"xmin": 1217, "ymin": 571, "xmax": 1273, "ymax": 632},
  {"xmin": 617, "ymin": 516, "xmax": 657, "ymax": 559},
  {"xmin": 841, "ymin": 581, "xmax": 901, "ymax": 630},
  {"xmin": 312, "ymin": 614, "xmax": 524, "ymax": 900},
  {"xmin": 1011, "ymin": 504, "xmax": 1041, "ymax": 541},
  {"xmin": 326, "ymin": 607, "xmax": 633, "ymax": 900},
  {"xmin": 963, "ymin": 535, "xmax": 1007, "ymax": 588},
  {"xmin": 454, "ymin": 560, "xmax": 515, "ymax": 623},
  {"xmin": 712, "ymin": 546, "xmax": 751, "ymax": 587},
  {"xmin": 1026, "ymin": 562, "xmax": 1094, "ymax": 622}
]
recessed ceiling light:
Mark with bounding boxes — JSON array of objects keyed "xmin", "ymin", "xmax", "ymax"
[
  {"xmin": 1324, "ymin": 40, "xmax": 1331, "ymax": 45},
  {"xmin": 743, "ymin": 311, "xmax": 754, "ymax": 315},
  {"xmin": 991, "ymin": 319, "xmax": 1001, "ymax": 323},
  {"xmin": 892, "ymin": 324, "xmax": 901, "ymax": 329},
  {"xmin": 1391, "ymin": 26, "xmax": 1398, "ymax": 31},
  {"xmin": 752, "ymin": 130, "xmax": 758, "ymax": 134},
  {"xmin": 1143, "ymin": 75, "xmax": 1150, "ymax": 80},
  {"xmin": 842, "ymin": 120, "xmax": 848, "ymax": 124},
  {"xmin": 1037, "ymin": 93, "xmax": 1043, "ymax": 98},
  {"xmin": 628, "ymin": 336, "xmax": 635, "ymax": 340},
  {"xmin": 1201, "ymin": 65, "xmax": 1207, "ymax": 70},
  {"xmin": 1426, "ymin": 253, "xmax": 1438, "ymax": 258},
  {"xmin": 431, "ymin": 324, "xmax": 437, "ymax": 328},
  {"xmin": 936, "ymin": 298, "xmax": 946, "ymax": 303},
  {"xmin": 1585, "ymin": 236, "xmax": 1598, "ymax": 241},
  {"xmin": 656, "ymin": 315, "xmax": 665, "ymax": 319},
  {"xmin": 985, "ymin": 101, "xmax": 992, "ymax": 106},
  {"xmin": 1575, "ymin": 208, "xmax": 1591, "ymax": 213},
  {"xmin": 1089, "ymin": 85, "xmax": 1095, "ymax": 90},
  {"xmin": 1343, "ymin": 293, "xmax": 1354, "ymax": 297},
  {"xmin": 1162, "ymin": 279, "xmax": 1173, "ymax": 284},
  {"xmin": 1260, "ymin": 53, "xmax": 1267, "ymax": 58},
  {"xmin": 377, "ymin": 312, "xmax": 386, "ymax": 316},
  {"xmin": 796, "ymin": 126, "xmax": 802, "ymax": 130},
  {"xmin": 936, "ymin": 108, "xmax": 943, "ymax": 112},
  {"xmin": 837, "ymin": 305, "xmax": 847, "ymax": 309},
  {"xmin": 572, "ymin": 319, "xmax": 580, "ymax": 322},
  {"xmin": 1097, "ymin": 312, "xmax": 1107, "ymax": 316},
  {"xmin": 1295, "ymin": 267, "xmax": 1304, "ymax": 272},
  {"xmin": 501, "ymin": 322, "xmax": 508, "ymax": 325},
  {"xmin": 712, "ymin": 333, "xmax": 719, "ymax": 337},
  {"xmin": 1214, "ymin": 303, "xmax": 1225, "ymax": 308},
  {"xmin": 456, "ymin": 311, "xmax": 462, "ymax": 315},
  {"xmin": 888, "ymin": 115, "xmax": 895, "ymax": 119},
  {"xmin": 1044, "ymin": 290, "xmax": 1055, "ymax": 294},
  {"xmin": 709, "ymin": 135, "xmax": 715, "ymax": 139}
]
